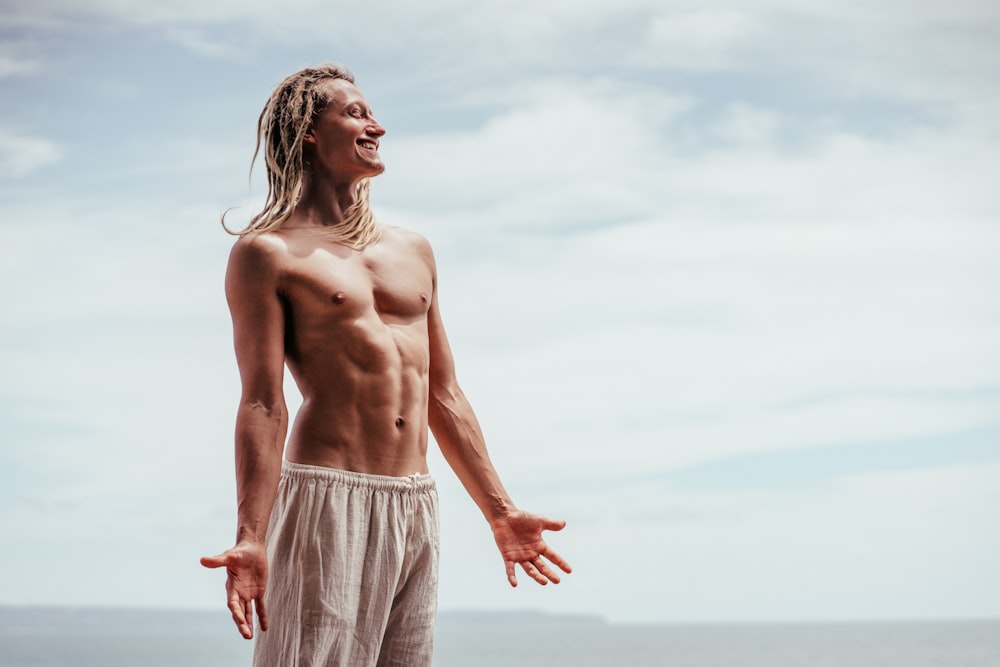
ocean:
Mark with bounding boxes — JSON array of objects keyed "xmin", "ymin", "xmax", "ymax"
[{"xmin": 1, "ymin": 607, "xmax": 998, "ymax": 666}]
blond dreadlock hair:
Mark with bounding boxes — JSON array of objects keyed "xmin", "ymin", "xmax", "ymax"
[{"xmin": 222, "ymin": 63, "xmax": 382, "ymax": 249}]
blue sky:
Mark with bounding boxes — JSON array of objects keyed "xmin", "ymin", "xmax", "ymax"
[{"xmin": 1, "ymin": 1, "xmax": 998, "ymax": 623}]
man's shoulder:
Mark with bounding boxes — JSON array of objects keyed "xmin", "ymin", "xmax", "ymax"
[
  {"xmin": 226, "ymin": 231, "xmax": 291, "ymax": 281},
  {"xmin": 232, "ymin": 229, "xmax": 287, "ymax": 251},
  {"xmin": 381, "ymin": 225, "xmax": 433, "ymax": 256},
  {"xmin": 230, "ymin": 230, "xmax": 289, "ymax": 259}
]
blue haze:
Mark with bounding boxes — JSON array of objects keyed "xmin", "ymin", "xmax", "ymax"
[{"xmin": 2, "ymin": 608, "xmax": 999, "ymax": 667}]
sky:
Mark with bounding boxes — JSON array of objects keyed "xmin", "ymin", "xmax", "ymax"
[{"xmin": 1, "ymin": 0, "xmax": 998, "ymax": 624}]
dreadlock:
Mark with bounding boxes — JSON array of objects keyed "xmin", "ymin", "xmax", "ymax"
[{"xmin": 222, "ymin": 63, "xmax": 382, "ymax": 249}]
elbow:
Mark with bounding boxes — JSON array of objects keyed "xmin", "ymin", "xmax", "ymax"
[
  {"xmin": 428, "ymin": 378, "xmax": 461, "ymax": 413},
  {"xmin": 239, "ymin": 396, "xmax": 288, "ymax": 422},
  {"xmin": 427, "ymin": 379, "xmax": 467, "ymax": 439}
]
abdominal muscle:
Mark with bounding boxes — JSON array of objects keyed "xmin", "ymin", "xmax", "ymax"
[{"xmin": 281, "ymin": 318, "xmax": 432, "ymax": 477}]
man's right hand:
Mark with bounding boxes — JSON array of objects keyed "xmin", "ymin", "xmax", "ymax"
[{"xmin": 200, "ymin": 542, "xmax": 269, "ymax": 639}]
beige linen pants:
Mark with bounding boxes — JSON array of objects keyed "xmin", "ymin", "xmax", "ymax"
[{"xmin": 253, "ymin": 461, "xmax": 440, "ymax": 667}]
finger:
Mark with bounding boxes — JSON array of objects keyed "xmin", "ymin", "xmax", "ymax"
[
  {"xmin": 244, "ymin": 599, "xmax": 255, "ymax": 639},
  {"xmin": 543, "ymin": 548, "xmax": 572, "ymax": 574},
  {"xmin": 228, "ymin": 594, "xmax": 251, "ymax": 639},
  {"xmin": 505, "ymin": 560, "xmax": 518, "ymax": 588},
  {"xmin": 533, "ymin": 558, "xmax": 561, "ymax": 585},
  {"xmin": 256, "ymin": 595, "xmax": 269, "ymax": 632},
  {"xmin": 521, "ymin": 560, "xmax": 548, "ymax": 586}
]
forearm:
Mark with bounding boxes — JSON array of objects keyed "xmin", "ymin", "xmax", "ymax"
[
  {"xmin": 233, "ymin": 402, "xmax": 288, "ymax": 544},
  {"xmin": 429, "ymin": 385, "xmax": 514, "ymax": 523}
]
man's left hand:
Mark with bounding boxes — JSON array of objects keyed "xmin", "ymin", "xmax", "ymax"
[{"xmin": 490, "ymin": 510, "xmax": 571, "ymax": 587}]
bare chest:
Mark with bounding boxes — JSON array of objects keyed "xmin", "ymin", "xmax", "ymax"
[{"xmin": 281, "ymin": 245, "xmax": 432, "ymax": 324}]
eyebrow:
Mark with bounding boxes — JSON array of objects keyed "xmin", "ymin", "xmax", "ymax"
[{"xmin": 343, "ymin": 99, "xmax": 374, "ymax": 114}]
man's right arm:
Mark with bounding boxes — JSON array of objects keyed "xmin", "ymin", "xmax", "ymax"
[{"xmin": 201, "ymin": 235, "xmax": 288, "ymax": 640}]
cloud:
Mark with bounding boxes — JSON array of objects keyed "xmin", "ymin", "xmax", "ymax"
[
  {"xmin": 1, "ymin": 0, "xmax": 998, "ymax": 622},
  {"xmin": 376, "ymin": 64, "xmax": 998, "ymax": 234},
  {"xmin": 162, "ymin": 28, "xmax": 247, "ymax": 60},
  {"xmin": 710, "ymin": 102, "xmax": 781, "ymax": 145},
  {"xmin": 0, "ymin": 54, "xmax": 41, "ymax": 78},
  {"xmin": 0, "ymin": 131, "xmax": 62, "ymax": 176},
  {"xmin": 362, "ymin": 70, "xmax": 1000, "ymax": 484},
  {"xmin": 14, "ymin": 0, "xmax": 996, "ymax": 100},
  {"xmin": 378, "ymin": 77, "xmax": 693, "ymax": 224},
  {"xmin": 431, "ymin": 458, "xmax": 1000, "ymax": 622},
  {"xmin": 627, "ymin": 9, "xmax": 765, "ymax": 70}
]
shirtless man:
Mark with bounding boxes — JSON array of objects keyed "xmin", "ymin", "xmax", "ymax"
[{"xmin": 201, "ymin": 64, "xmax": 570, "ymax": 666}]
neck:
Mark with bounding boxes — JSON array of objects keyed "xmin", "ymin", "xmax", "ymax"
[
  {"xmin": 295, "ymin": 172, "xmax": 363, "ymax": 228},
  {"xmin": 283, "ymin": 171, "xmax": 382, "ymax": 250}
]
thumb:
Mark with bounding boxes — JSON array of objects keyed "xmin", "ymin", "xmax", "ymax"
[
  {"xmin": 200, "ymin": 552, "xmax": 230, "ymax": 569},
  {"xmin": 543, "ymin": 518, "xmax": 567, "ymax": 531}
]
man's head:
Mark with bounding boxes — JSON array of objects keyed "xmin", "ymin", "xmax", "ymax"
[
  {"xmin": 228, "ymin": 64, "xmax": 383, "ymax": 247},
  {"xmin": 303, "ymin": 77, "xmax": 386, "ymax": 183}
]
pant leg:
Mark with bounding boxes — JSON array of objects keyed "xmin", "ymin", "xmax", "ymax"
[
  {"xmin": 252, "ymin": 466, "xmax": 375, "ymax": 667},
  {"xmin": 376, "ymin": 484, "xmax": 440, "ymax": 667}
]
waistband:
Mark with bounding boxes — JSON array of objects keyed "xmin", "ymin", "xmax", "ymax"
[{"xmin": 281, "ymin": 460, "xmax": 436, "ymax": 493}]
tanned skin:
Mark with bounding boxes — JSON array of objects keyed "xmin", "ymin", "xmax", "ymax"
[{"xmin": 201, "ymin": 79, "xmax": 570, "ymax": 640}]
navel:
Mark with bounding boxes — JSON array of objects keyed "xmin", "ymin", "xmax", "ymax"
[
  {"xmin": 331, "ymin": 291, "xmax": 347, "ymax": 305},
  {"xmin": 395, "ymin": 417, "xmax": 406, "ymax": 429}
]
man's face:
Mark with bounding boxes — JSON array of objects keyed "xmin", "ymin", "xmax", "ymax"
[{"xmin": 306, "ymin": 78, "xmax": 386, "ymax": 181}]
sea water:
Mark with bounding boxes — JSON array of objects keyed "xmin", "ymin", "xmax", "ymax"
[{"xmin": 1, "ymin": 607, "xmax": 998, "ymax": 667}]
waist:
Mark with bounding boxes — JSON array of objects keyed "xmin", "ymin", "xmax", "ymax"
[{"xmin": 281, "ymin": 459, "xmax": 435, "ymax": 493}]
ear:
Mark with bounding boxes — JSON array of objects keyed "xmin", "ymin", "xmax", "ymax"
[{"xmin": 303, "ymin": 125, "xmax": 317, "ymax": 144}]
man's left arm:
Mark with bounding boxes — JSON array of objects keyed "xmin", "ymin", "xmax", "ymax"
[{"xmin": 424, "ymin": 251, "xmax": 571, "ymax": 587}]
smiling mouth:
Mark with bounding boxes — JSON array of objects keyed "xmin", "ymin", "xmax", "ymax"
[{"xmin": 358, "ymin": 139, "xmax": 378, "ymax": 151}]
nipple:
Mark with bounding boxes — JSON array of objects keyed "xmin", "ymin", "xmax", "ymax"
[
  {"xmin": 395, "ymin": 417, "xmax": 405, "ymax": 428},
  {"xmin": 331, "ymin": 292, "xmax": 347, "ymax": 305}
]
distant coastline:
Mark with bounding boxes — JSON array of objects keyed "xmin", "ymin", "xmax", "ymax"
[
  {"xmin": 2, "ymin": 607, "xmax": 999, "ymax": 667},
  {"xmin": 3, "ymin": 605, "xmax": 999, "ymax": 628},
  {"xmin": 0, "ymin": 605, "xmax": 608, "ymax": 631},
  {"xmin": 437, "ymin": 608, "xmax": 608, "ymax": 627}
]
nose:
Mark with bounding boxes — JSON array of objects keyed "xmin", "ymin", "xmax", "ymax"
[{"xmin": 367, "ymin": 118, "xmax": 386, "ymax": 137}]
